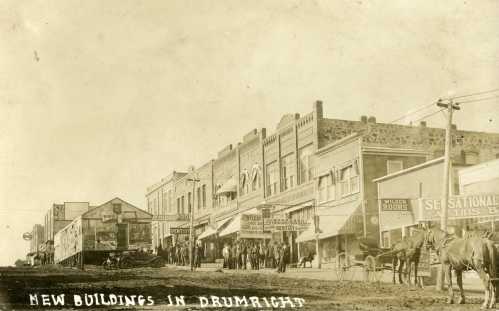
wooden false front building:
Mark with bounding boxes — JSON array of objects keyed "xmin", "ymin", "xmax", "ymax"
[{"xmin": 54, "ymin": 197, "xmax": 153, "ymax": 266}]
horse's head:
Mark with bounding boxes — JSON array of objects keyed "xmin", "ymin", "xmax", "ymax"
[{"xmin": 424, "ymin": 226, "xmax": 448, "ymax": 251}]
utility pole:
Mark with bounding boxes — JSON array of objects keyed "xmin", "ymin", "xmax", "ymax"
[
  {"xmin": 314, "ymin": 202, "xmax": 321, "ymax": 269},
  {"xmin": 435, "ymin": 98, "xmax": 460, "ymax": 290},
  {"xmin": 187, "ymin": 175, "xmax": 200, "ymax": 271}
]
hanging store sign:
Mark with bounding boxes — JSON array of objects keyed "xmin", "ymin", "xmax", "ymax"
[
  {"xmin": 380, "ymin": 199, "xmax": 410, "ymax": 212},
  {"xmin": 170, "ymin": 227, "xmax": 190, "ymax": 235},
  {"xmin": 419, "ymin": 194, "xmax": 499, "ymax": 221}
]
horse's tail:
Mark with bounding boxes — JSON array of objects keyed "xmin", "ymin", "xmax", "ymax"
[{"xmin": 486, "ymin": 239, "xmax": 497, "ymax": 279}]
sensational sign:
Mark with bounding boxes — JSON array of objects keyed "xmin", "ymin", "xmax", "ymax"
[{"xmin": 419, "ymin": 194, "xmax": 499, "ymax": 221}]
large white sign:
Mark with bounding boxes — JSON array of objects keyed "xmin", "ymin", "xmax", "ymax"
[{"xmin": 419, "ymin": 194, "xmax": 499, "ymax": 221}]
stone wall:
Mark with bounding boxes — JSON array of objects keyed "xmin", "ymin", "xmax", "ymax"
[{"xmin": 319, "ymin": 118, "xmax": 499, "ymax": 163}]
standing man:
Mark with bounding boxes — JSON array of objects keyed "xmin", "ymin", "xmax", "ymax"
[{"xmin": 222, "ymin": 244, "xmax": 230, "ymax": 269}]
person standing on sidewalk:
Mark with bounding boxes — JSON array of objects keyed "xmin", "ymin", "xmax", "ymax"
[
  {"xmin": 274, "ymin": 243, "xmax": 281, "ymax": 271},
  {"xmin": 278, "ymin": 243, "xmax": 287, "ymax": 273},
  {"xmin": 222, "ymin": 244, "xmax": 230, "ymax": 269},
  {"xmin": 241, "ymin": 241, "xmax": 247, "ymax": 269}
]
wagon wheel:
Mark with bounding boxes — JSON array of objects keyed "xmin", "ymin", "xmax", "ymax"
[
  {"xmin": 336, "ymin": 253, "xmax": 355, "ymax": 281},
  {"xmin": 364, "ymin": 255, "xmax": 383, "ymax": 282}
]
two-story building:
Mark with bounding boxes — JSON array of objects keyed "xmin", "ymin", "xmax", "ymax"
[
  {"xmin": 146, "ymin": 171, "xmax": 188, "ymax": 249},
  {"xmin": 147, "ymin": 100, "xmax": 499, "ymax": 265}
]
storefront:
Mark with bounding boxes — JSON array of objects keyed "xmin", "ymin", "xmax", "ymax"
[{"xmin": 296, "ymin": 199, "xmax": 363, "ymax": 264}]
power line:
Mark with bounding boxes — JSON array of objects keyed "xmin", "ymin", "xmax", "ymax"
[
  {"xmin": 389, "ymin": 102, "xmax": 436, "ymax": 124},
  {"xmin": 456, "ymin": 95, "xmax": 499, "ymax": 105},
  {"xmin": 412, "ymin": 108, "xmax": 446, "ymax": 123},
  {"xmin": 442, "ymin": 88, "xmax": 499, "ymax": 100}
]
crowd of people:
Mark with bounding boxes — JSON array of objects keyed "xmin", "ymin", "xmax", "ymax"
[
  {"xmin": 156, "ymin": 239, "xmax": 291, "ymax": 273},
  {"xmin": 222, "ymin": 240, "xmax": 290, "ymax": 273},
  {"xmin": 156, "ymin": 241, "xmax": 202, "ymax": 268}
]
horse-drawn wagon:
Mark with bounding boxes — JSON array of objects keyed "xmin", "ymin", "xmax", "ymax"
[{"xmin": 334, "ymin": 238, "xmax": 393, "ymax": 282}]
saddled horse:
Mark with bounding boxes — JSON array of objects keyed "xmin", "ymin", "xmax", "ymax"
[
  {"xmin": 425, "ymin": 227, "xmax": 497, "ymax": 309},
  {"xmin": 390, "ymin": 229, "xmax": 426, "ymax": 285}
]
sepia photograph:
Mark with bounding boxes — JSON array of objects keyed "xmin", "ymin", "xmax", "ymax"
[{"xmin": 1, "ymin": 1, "xmax": 499, "ymax": 310}]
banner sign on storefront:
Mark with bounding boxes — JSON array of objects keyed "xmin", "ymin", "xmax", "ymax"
[
  {"xmin": 263, "ymin": 217, "xmax": 310, "ymax": 232},
  {"xmin": 380, "ymin": 199, "xmax": 410, "ymax": 212},
  {"xmin": 239, "ymin": 214, "xmax": 272, "ymax": 239},
  {"xmin": 419, "ymin": 194, "xmax": 499, "ymax": 221},
  {"xmin": 170, "ymin": 227, "xmax": 190, "ymax": 235}
]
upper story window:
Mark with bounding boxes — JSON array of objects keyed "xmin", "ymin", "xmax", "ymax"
[
  {"xmin": 181, "ymin": 196, "xmax": 185, "ymax": 214},
  {"xmin": 176, "ymin": 197, "xmax": 180, "ymax": 214},
  {"xmin": 340, "ymin": 162, "xmax": 360, "ymax": 197},
  {"xmin": 168, "ymin": 190, "xmax": 172, "ymax": 212},
  {"xmin": 188, "ymin": 192, "xmax": 192, "ymax": 213},
  {"xmin": 298, "ymin": 144, "xmax": 313, "ymax": 184},
  {"xmin": 240, "ymin": 170, "xmax": 250, "ymax": 196},
  {"xmin": 266, "ymin": 161, "xmax": 278, "ymax": 196},
  {"xmin": 318, "ymin": 173, "xmax": 336, "ymax": 203},
  {"xmin": 147, "ymin": 199, "xmax": 152, "ymax": 214},
  {"xmin": 387, "ymin": 160, "xmax": 403, "ymax": 175},
  {"xmin": 162, "ymin": 192, "xmax": 168, "ymax": 214},
  {"xmin": 197, "ymin": 187, "xmax": 201, "ymax": 210},
  {"xmin": 153, "ymin": 198, "xmax": 158, "ymax": 215},
  {"xmin": 281, "ymin": 153, "xmax": 295, "ymax": 192},
  {"xmin": 251, "ymin": 165, "xmax": 261, "ymax": 191},
  {"xmin": 202, "ymin": 185, "xmax": 206, "ymax": 208}
]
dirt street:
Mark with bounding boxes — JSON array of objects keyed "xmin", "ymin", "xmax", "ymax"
[{"xmin": 0, "ymin": 265, "xmax": 491, "ymax": 311}]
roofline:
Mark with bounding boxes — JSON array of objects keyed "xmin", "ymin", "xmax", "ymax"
[
  {"xmin": 82, "ymin": 197, "xmax": 151, "ymax": 217},
  {"xmin": 362, "ymin": 146, "xmax": 432, "ymax": 156},
  {"xmin": 316, "ymin": 133, "xmax": 361, "ymax": 155},
  {"xmin": 146, "ymin": 171, "xmax": 188, "ymax": 195},
  {"xmin": 373, "ymin": 157, "xmax": 445, "ymax": 183}
]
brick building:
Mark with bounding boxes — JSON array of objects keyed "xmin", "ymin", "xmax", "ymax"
[{"xmin": 147, "ymin": 101, "xmax": 499, "ymax": 265}]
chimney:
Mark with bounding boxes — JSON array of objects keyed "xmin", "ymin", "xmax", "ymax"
[
  {"xmin": 419, "ymin": 121, "xmax": 427, "ymax": 127},
  {"xmin": 451, "ymin": 124, "xmax": 457, "ymax": 130},
  {"xmin": 360, "ymin": 115, "xmax": 368, "ymax": 123},
  {"xmin": 367, "ymin": 116, "xmax": 376, "ymax": 123}
]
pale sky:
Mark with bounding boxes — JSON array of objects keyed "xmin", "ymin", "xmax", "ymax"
[{"xmin": 1, "ymin": 0, "xmax": 498, "ymax": 266}]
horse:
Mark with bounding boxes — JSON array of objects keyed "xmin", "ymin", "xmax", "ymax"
[
  {"xmin": 425, "ymin": 226, "xmax": 497, "ymax": 309},
  {"xmin": 298, "ymin": 252, "xmax": 315, "ymax": 268},
  {"xmin": 390, "ymin": 229, "xmax": 426, "ymax": 286}
]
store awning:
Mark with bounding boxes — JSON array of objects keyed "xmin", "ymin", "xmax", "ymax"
[
  {"xmin": 197, "ymin": 227, "xmax": 217, "ymax": 240},
  {"xmin": 197, "ymin": 217, "xmax": 234, "ymax": 240},
  {"xmin": 219, "ymin": 214, "xmax": 241, "ymax": 237},
  {"xmin": 296, "ymin": 202, "xmax": 361, "ymax": 243},
  {"xmin": 217, "ymin": 177, "xmax": 237, "ymax": 195}
]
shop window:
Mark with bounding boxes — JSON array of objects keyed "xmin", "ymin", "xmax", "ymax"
[
  {"xmin": 298, "ymin": 144, "xmax": 313, "ymax": 184},
  {"xmin": 266, "ymin": 161, "xmax": 278, "ymax": 196},
  {"xmin": 281, "ymin": 153, "xmax": 295, "ymax": 191},
  {"xmin": 387, "ymin": 160, "xmax": 403, "ymax": 175}
]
